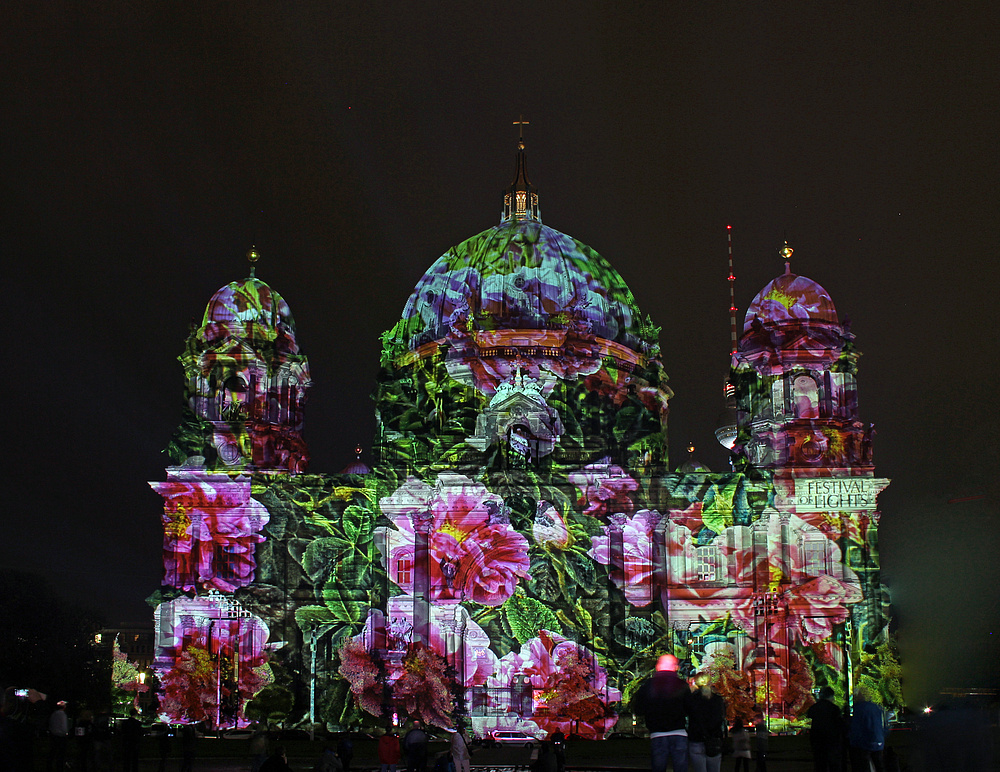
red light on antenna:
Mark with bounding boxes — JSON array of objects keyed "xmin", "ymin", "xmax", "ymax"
[{"xmin": 727, "ymin": 225, "xmax": 732, "ymax": 230}]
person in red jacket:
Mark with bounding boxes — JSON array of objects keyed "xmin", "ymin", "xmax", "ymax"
[{"xmin": 379, "ymin": 731, "xmax": 402, "ymax": 772}]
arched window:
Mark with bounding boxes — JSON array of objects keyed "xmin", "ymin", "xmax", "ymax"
[{"xmin": 793, "ymin": 374, "xmax": 819, "ymax": 419}]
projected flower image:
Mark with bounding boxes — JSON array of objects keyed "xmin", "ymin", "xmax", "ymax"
[
  {"xmin": 379, "ymin": 476, "xmax": 530, "ymax": 605},
  {"xmin": 155, "ymin": 596, "xmax": 271, "ymax": 728},
  {"xmin": 151, "ymin": 472, "xmax": 269, "ymax": 592}
]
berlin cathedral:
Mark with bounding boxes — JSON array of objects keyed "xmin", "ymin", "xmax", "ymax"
[{"xmin": 148, "ymin": 136, "xmax": 900, "ymax": 736}]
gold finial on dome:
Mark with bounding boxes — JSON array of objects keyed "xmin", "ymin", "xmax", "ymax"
[
  {"xmin": 780, "ymin": 241, "xmax": 793, "ymax": 273},
  {"xmin": 247, "ymin": 245, "xmax": 260, "ymax": 278}
]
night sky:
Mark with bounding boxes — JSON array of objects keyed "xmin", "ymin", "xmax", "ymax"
[{"xmin": 4, "ymin": 3, "xmax": 997, "ymax": 710}]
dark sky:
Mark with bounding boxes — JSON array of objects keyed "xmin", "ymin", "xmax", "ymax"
[{"xmin": 4, "ymin": 3, "xmax": 996, "ymax": 709}]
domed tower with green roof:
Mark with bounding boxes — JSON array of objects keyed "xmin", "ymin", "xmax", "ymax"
[
  {"xmin": 167, "ymin": 248, "xmax": 311, "ymax": 473},
  {"xmin": 375, "ymin": 136, "xmax": 670, "ymax": 482},
  {"xmin": 728, "ymin": 243, "xmax": 873, "ymax": 475}
]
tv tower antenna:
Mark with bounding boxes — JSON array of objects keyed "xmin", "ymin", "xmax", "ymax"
[{"xmin": 727, "ymin": 225, "xmax": 738, "ymax": 357}]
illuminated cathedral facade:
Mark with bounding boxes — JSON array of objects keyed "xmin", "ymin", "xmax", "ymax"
[{"xmin": 149, "ymin": 140, "xmax": 900, "ymax": 735}]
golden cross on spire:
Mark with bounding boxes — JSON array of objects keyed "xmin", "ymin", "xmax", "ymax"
[{"xmin": 513, "ymin": 115, "xmax": 529, "ymax": 147}]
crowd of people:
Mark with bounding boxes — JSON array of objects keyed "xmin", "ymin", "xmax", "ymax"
[
  {"xmin": 630, "ymin": 655, "xmax": 906, "ymax": 772},
  {"xmin": 4, "ymin": 677, "xmax": 993, "ymax": 772}
]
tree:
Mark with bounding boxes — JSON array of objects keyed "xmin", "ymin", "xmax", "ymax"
[{"xmin": 0, "ymin": 570, "xmax": 107, "ymax": 708}]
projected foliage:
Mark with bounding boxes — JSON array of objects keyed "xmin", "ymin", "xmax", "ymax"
[{"xmin": 152, "ymin": 220, "xmax": 899, "ymax": 734}]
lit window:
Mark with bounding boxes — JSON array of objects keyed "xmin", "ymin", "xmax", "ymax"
[
  {"xmin": 695, "ymin": 545, "xmax": 720, "ymax": 582},
  {"xmin": 396, "ymin": 556, "xmax": 413, "ymax": 586},
  {"xmin": 754, "ymin": 591, "xmax": 780, "ymax": 617},
  {"xmin": 793, "ymin": 375, "xmax": 819, "ymax": 418},
  {"xmin": 803, "ymin": 537, "xmax": 827, "ymax": 576},
  {"xmin": 215, "ymin": 544, "xmax": 240, "ymax": 582},
  {"xmin": 688, "ymin": 625, "xmax": 706, "ymax": 659}
]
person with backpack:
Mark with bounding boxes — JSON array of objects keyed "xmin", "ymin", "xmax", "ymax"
[{"xmin": 448, "ymin": 727, "xmax": 470, "ymax": 772}]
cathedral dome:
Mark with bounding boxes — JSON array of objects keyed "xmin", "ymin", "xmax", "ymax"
[
  {"xmin": 200, "ymin": 277, "xmax": 300, "ymax": 353},
  {"xmin": 743, "ymin": 270, "xmax": 838, "ymax": 332},
  {"xmin": 389, "ymin": 218, "xmax": 654, "ymax": 355}
]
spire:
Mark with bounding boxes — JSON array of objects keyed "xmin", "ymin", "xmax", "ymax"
[
  {"xmin": 502, "ymin": 116, "xmax": 541, "ymax": 223},
  {"xmin": 727, "ymin": 225, "xmax": 738, "ymax": 356}
]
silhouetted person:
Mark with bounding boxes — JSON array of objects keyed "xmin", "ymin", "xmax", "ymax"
[
  {"xmin": 753, "ymin": 721, "xmax": 768, "ymax": 772},
  {"xmin": 730, "ymin": 719, "xmax": 751, "ymax": 772},
  {"xmin": 250, "ymin": 727, "xmax": 269, "ymax": 772},
  {"xmin": 179, "ymin": 723, "xmax": 198, "ymax": 772},
  {"xmin": 48, "ymin": 700, "xmax": 70, "ymax": 772},
  {"xmin": 550, "ymin": 730, "xmax": 565, "ymax": 772},
  {"xmin": 1, "ymin": 687, "xmax": 37, "ymax": 772},
  {"xmin": 448, "ymin": 727, "xmax": 470, "ymax": 772},
  {"xmin": 404, "ymin": 721, "xmax": 429, "ymax": 772},
  {"xmin": 806, "ymin": 687, "xmax": 843, "ymax": 772},
  {"xmin": 379, "ymin": 731, "xmax": 401, "ymax": 772},
  {"xmin": 337, "ymin": 734, "xmax": 354, "ymax": 772},
  {"xmin": 155, "ymin": 725, "xmax": 171, "ymax": 772},
  {"xmin": 92, "ymin": 710, "xmax": 115, "ymax": 772},
  {"xmin": 259, "ymin": 745, "xmax": 293, "ymax": 772},
  {"xmin": 315, "ymin": 741, "xmax": 343, "ymax": 772},
  {"xmin": 120, "ymin": 711, "xmax": 143, "ymax": 772},
  {"xmin": 531, "ymin": 742, "xmax": 558, "ymax": 772},
  {"xmin": 632, "ymin": 654, "xmax": 692, "ymax": 772},
  {"xmin": 75, "ymin": 710, "xmax": 94, "ymax": 772},
  {"xmin": 687, "ymin": 678, "xmax": 725, "ymax": 772},
  {"xmin": 848, "ymin": 688, "xmax": 886, "ymax": 772}
]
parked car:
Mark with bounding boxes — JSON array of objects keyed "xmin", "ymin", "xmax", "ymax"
[
  {"xmin": 492, "ymin": 730, "xmax": 535, "ymax": 748},
  {"xmin": 221, "ymin": 728, "xmax": 256, "ymax": 740},
  {"xmin": 147, "ymin": 723, "xmax": 171, "ymax": 738}
]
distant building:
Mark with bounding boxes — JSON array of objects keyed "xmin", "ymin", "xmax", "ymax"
[
  {"xmin": 149, "ymin": 139, "xmax": 899, "ymax": 733},
  {"xmin": 98, "ymin": 626, "xmax": 156, "ymax": 671}
]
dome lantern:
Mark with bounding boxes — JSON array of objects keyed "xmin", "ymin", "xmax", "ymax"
[{"xmin": 502, "ymin": 116, "xmax": 540, "ymax": 224}]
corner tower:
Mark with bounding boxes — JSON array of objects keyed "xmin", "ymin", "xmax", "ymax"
[
  {"xmin": 719, "ymin": 243, "xmax": 895, "ymax": 712},
  {"xmin": 731, "ymin": 244, "xmax": 872, "ymax": 474},
  {"xmin": 167, "ymin": 249, "xmax": 311, "ymax": 473}
]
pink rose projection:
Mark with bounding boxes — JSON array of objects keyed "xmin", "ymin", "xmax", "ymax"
[
  {"xmin": 663, "ymin": 512, "xmax": 861, "ymax": 646},
  {"xmin": 340, "ymin": 604, "xmax": 498, "ymax": 728},
  {"xmin": 155, "ymin": 596, "xmax": 271, "ymax": 728},
  {"xmin": 532, "ymin": 501, "xmax": 574, "ymax": 549},
  {"xmin": 743, "ymin": 273, "xmax": 838, "ymax": 331},
  {"xmin": 488, "ymin": 632, "xmax": 620, "ymax": 739},
  {"xmin": 151, "ymin": 472, "xmax": 269, "ymax": 592},
  {"xmin": 568, "ymin": 458, "xmax": 638, "ymax": 519},
  {"xmin": 379, "ymin": 475, "xmax": 530, "ymax": 605},
  {"xmin": 588, "ymin": 510, "xmax": 659, "ymax": 606}
]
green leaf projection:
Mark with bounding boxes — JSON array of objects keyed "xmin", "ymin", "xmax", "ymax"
[{"xmin": 150, "ymin": 204, "xmax": 899, "ymax": 735}]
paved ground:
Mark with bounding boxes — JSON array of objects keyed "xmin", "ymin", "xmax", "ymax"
[
  {"xmin": 31, "ymin": 730, "xmax": 1000, "ymax": 771},
  {"xmin": 80, "ymin": 741, "xmax": 893, "ymax": 772}
]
